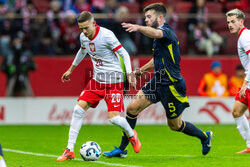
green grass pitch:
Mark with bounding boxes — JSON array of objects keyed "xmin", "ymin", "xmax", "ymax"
[{"xmin": 0, "ymin": 124, "xmax": 249, "ymax": 167}]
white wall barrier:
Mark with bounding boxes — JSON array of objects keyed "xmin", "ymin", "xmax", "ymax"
[{"xmin": 0, "ymin": 97, "xmax": 249, "ymax": 124}]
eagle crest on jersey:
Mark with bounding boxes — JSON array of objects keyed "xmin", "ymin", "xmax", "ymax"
[{"xmin": 89, "ymin": 43, "xmax": 96, "ymax": 52}]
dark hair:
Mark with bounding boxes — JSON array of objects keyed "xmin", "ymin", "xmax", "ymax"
[
  {"xmin": 143, "ymin": 3, "xmax": 167, "ymax": 18},
  {"xmin": 236, "ymin": 64, "xmax": 244, "ymax": 71},
  {"xmin": 77, "ymin": 11, "xmax": 94, "ymax": 23}
]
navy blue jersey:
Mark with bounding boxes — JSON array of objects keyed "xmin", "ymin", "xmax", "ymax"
[{"xmin": 153, "ymin": 23, "xmax": 183, "ymax": 85}]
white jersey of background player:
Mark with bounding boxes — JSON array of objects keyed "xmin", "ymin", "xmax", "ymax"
[
  {"xmin": 227, "ymin": 9, "xmax": 250, "ymax": 154},
  {"xmin": 57, "ymin": 11, "xmax": 141, "ymax": 161}
]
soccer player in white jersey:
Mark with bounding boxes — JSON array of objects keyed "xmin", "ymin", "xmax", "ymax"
[
  {"xmin": 226, "ymin": 9, "xmax": 250, "ymax": 153},
  {"xmin": 57, "ymin": 11, "xmax": 141, "ymax": 161}
]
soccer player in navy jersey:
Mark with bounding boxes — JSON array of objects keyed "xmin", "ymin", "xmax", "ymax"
[
  {"xmin": 103, "ymin": 3, "xmax": 213, "ymax": 157},
  {"xmin": 0, "ymin": 144, "xmax": 7, "ymax": 167}
]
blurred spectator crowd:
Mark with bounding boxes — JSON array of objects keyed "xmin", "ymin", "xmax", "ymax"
[{"xmin": 0, "ymin": 0, "xmax": 249, "ymax": 57}]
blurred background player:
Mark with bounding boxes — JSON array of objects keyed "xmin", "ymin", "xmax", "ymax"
[
  {"xmin": 56, "ymin": 11, "xmax": 140, "ymax": 161},
  {"xmin": 229, "ymin": 64, "xmax": 245, "ymax": 96},
  {"xmin": 0, "ymin": 144, "xmax": 7, "ymax": 167},
  {"xmin": 103, "ymin": 3, "xmax": 213, "ymax": 158},
  {"xmin": 226, "ymin": 8, "xmax": 250, "ymax": 153},
  {"xmin": 198, "ymin": 60, "xmax": 229, "ymax": 97}
]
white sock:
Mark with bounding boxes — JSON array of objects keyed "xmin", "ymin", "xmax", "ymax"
[
  {"xmin": 245, "ymin": 129, "xmax": 250, "ymax": 148},
  {"xmin": 0, "ymin": 159, "xmax": 7, "ymax": 167},
  {"xmin": 109, "ymin": 115, "xmax": 134, "ymax": 138},
  {"xmin": 235, "ymin": 115, "xmax": 249, "ymax": 141},
  {"xmin": 67, "ymin": 105, "xmax": 85, "ymax": 152}
]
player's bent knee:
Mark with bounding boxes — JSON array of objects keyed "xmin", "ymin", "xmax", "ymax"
[
  {"xmin": 127, "ymin": 105, "xmax": 140, "ymax": 115},
  {"xmin": 168, "ymin": 123, "xmax": 180, "ymax": 131},
  {"xmin": 73, "ymin": 105, "xmax": 85, "ymax": 118},
  {"xmin": 169, "ymin": 125, "xmax": 179, "ymax": 131},
  {"xmin": 107, "ymin": 111, "xmax": 119, "ymax": 119},
  {"xmin": 108, "ymin": 115, "xmax": 122, "ymax": 125},
  {"xmin": 232, "ymin": 108, "xmax": 244, "ymax": 118}
]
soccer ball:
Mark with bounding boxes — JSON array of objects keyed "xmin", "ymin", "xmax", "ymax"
[{"xmin": 80, "ymin": 141, "xmax": 101, "ymax": 161}]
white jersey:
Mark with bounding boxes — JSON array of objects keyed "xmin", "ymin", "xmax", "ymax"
[
  {"xmin": 72, "ymin": 25, "xmax": 132, "ymax": 84},
  {"xmin": 237, "ymin": 27, "xmax": 250, "ymax": 88}
]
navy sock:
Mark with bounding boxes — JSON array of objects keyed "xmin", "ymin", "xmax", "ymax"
[
  {"xmin": 178, "ymin": 121, "xmax": 207, "ymax": 141},
  {"xmin": 119, "ymin": 133, "xmax": 130, "ymax": 151},
  {"xmin": 126, "ymin": 112, "xmax": 138, "ymax": 129},
  {"xmin": 0, "ymin": 144, "xmax": 3, "ymax": 157},
  {"xmin": 119, "ymin": 113, "xmax": 138, "ymax": 150}
]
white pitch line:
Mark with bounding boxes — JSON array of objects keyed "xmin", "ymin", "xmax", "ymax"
[
  {"xmin": 3, "ymin": 148, "xmax": 140, "ymax": 167},
  {"xmin": 128, "ymin": 154, "xmax": 250, "ymax": 159},
  {"xmin": 128, "ymin": 154, "xmax": 198, "ymax": 157}
]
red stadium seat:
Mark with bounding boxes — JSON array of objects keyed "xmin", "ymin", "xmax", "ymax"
[
  {"xmin": 120, "ymin": 2, "xmax": 140, "ymax": 14},
  {"xmin": 210, "ymin": 17, "xmax": 228, "ymax": 32},
  {"xmin": 174, "ymin": 2, "xmax": 192, "ymax": 14},
  {"xmin": 32, "ymin": 0, "xmax": 50, "ymax": 13},
  {"xmin": 174, "ymin": 2, "xmax": 192, "ymax": 31},
  {"xmin": 176, "ymin": 31, "xmax": 188, "ymax": 54},
  {"xmin": 142, "ymin": 0, "xmax": 167, "ymax": 9},
  {"xmin": 244, "ymin": 18, "xmax": 250, "ymax": 28},
  {"xmin": 218, "ymin": 30, "xmax": 238, "ymax": 55},
  {"xmin": 225, "ymin": 1, "xmax": 236, "ymax": 11},
  {"xmin": 206, "ymin": 2, "xmax": 223, "ymax": 13}
]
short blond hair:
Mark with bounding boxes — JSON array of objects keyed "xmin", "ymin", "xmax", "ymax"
[
  {"xmin": 226, "ymin": 8, "xmax": 245, "ymax": 20},
  {"xmin": 77, "ymin": 11, "xmax": 94, "ymax": 23}
]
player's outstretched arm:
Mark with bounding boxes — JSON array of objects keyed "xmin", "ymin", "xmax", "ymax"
[
  {"xmin": 61, "ymin": 48, "xmax": 87, "ymax": 83},
  {"xmin": 127, "ymin": 72, "xmax": 137, "ymax": 89},
  {"xmin": 61, "ymin": 65, "xmax": 76, "ymax": 83},
  {"xmin": 135, "ymin": 58, "xmax": 154, "ymax": 78},
  {"xmin": 121, "ymin": 22, "xmax": 163, "ymax": 39}
]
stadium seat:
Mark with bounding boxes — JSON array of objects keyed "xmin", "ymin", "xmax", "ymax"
[
  {"xmin": 142, "ymin": 0, "xmax": 167, "ymax": 9},
  {"xmin": 225, "ymin": 1, "xmax": 236, "ymax": 11},
  {"xmin": 174, "ymin": 2, "xmax": 192, "ymax": 14},
  {"xmin": 119, "ymin": 2, "xmax": 140, "ymax": 23},
  {"xmin": 120, "ymin": 2, "xmax": 140, "ymax": 14},
  {"xmin": 176, "ymin": 31, "xmax": 187, "ymax": 54},
  {"xmin": 206, "ymin": 2, "xmax": 223, "ymax": 13},
  {"xmin": 174, "ymin": 2, "xmax": 192, "ymax": 31},
  {"xmin": 218, "ymin": 30, "xmax": 238, "ymax": 55},
  {"xmin": 32, "ymin": 0, "xmax": 50, "ymax": 13},
  {"xmin": 244, "ymin": 18, "xmax": 250, "ymax": 28},
  {"xmin": 210, "ymin": 17, "xmax": 228, "ymax": 32}
]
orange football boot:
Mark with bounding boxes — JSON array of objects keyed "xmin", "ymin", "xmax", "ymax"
[
  {"xmin": 237, "ymin": 147, "xmax": 250, "ymax": 154},
  {"xmin": 129, "ymin": 130, "xmax": 141, "ymax": 153},
  {"xmin": 57, "ymin": 148, "xmax": 75, "ymax": 161}
]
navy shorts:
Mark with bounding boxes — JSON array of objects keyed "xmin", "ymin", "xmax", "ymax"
[{"xmin": 142, "ymin": 77, "xmax": 190, "ymax": 119}]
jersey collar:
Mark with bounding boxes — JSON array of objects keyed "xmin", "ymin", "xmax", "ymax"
[
  {"xmin": 89, "ymin": 25, "xmax": 100, "ymax": 41},
  {"xmin": 238, "ymin": 27, "xmax": 247, "ymax": 39}
]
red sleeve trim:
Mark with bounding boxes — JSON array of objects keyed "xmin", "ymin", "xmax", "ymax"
[
  {"xmin": 246, "ymin": 50, "xmax": 250, "ymax": 55},
  {"xmin": 81, "ymin": 46, "xmax": 86, "ymax": 50},
  {"xmin": 112, "ymin": 45, "xmax": 122, "ymax": 52}
]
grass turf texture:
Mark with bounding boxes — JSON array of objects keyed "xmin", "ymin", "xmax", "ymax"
[{"xmin": 0, "ymin": 124, "xmax": 249, "ymax": 167}]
